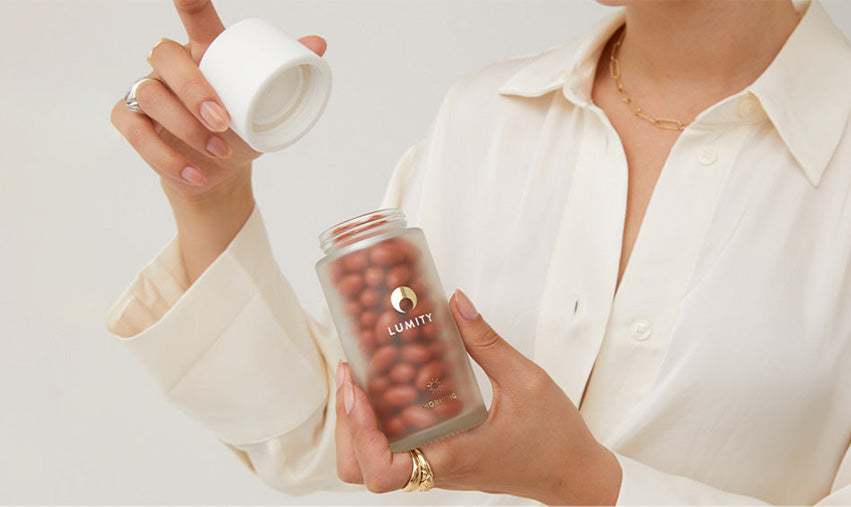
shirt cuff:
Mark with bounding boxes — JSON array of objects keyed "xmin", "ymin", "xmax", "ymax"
[
  {"xmin": 615, "ymin": 453, "xmax": 766, "ymax": 505},
  {"xmin": 105, "ymin": 207, "xmax": 328, "ymax": 445}
]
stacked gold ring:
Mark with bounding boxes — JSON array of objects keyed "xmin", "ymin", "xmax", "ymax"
[{"xmin": 401, "ymin": 447, "xmax": 434, "ymax": 492}]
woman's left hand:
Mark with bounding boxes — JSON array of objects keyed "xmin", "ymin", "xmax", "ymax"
[{"xmin": 334, "ymin": 290, "xmax": 623, "ymax": 505}]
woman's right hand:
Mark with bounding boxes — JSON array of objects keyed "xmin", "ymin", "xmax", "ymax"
[{"xmin": 111, "ymin": 0, "xmax": 327, "ymax": 283}]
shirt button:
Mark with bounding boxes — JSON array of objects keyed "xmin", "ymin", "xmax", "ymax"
[
  {"xmin": 630, "ymin": 319, "xmax": 652, "ymax": 341},
  {"xmin": 698, "ymin": 147, "xmax": 718, "ymax": 166},
  {"xmin": 737, "ymin": 96, "xmax": 759, "ymax": 118}
]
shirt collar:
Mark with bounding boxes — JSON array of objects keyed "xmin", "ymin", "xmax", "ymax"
[{"xmin": 499, "ymin": 0, "xmax": 851, "ymax": 187}]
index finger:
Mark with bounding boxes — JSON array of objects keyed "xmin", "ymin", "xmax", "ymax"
[{"xmin": 173, "ymin": 0, "xmax": 225, "ymax": 61}]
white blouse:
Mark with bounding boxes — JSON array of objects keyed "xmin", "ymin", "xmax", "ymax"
[{"xmin": 108, "ymin": 1, "xmax": 851, "ymax": 504}]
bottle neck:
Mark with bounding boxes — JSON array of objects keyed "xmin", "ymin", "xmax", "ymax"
[{"xmin": 319, "ymin": 209, "xmax": 407, "ymax": 254}]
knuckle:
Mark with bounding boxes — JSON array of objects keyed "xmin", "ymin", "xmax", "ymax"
[
  {"xmin": 133, "ymin": 81, "xmax": 162, "ymax": 111},
  {"xmin": 336, "ymin": 464, "xmax": 361, "ymax": 484},
  {"xmin": 161, "ymin": 152, "xmax": 185, "ymax": 175},
  {"xmin": 364, "ymin": 476, "xmax": 394, "ymax": 494},
  {"xmin": 525, "ymin": 366, "xmax": 552, "ymax": 392},
  {"xmin": 178, "ymin": 76, "xmax": 210, "ymax": 103},
  {"xmin": 475, "ymin": 328, "xmax": 503, "ymax": 350}
]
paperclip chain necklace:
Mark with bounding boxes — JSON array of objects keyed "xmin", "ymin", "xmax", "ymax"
[{"xmin": 609, "ymin": 27, "xmax": 691, "ymax": 131}]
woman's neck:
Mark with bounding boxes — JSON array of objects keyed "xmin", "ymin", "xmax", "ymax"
[{"xmin": 619, "ymin": 1, "xmax": 801, "ymax": 99}]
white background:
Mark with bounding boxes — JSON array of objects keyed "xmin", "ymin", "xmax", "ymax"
[{"xmin": 1, "ymin": 0, "xmax": 849, "ymax": 503}]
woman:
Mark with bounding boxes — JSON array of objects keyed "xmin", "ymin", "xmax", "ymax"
[{"xmin": 108, "ymin": 0, "xmax": 851, "ymax": 503}]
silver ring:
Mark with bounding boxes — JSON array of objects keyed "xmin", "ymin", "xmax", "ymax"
[{"xmin": 123, "ymin": 77, "xmax": 161, "ymax": 113}]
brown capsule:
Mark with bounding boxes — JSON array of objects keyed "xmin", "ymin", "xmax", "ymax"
[
  {"xmin": 401, "ymin": 343, "xmax": 431, "ymax": 364},
  {"xmin": 401, "ymin": 405, "xmax": 436, "ymax": 429},
  {"xmin": 337, "ymin": 273, "xmax": 364, "ymax": 297},
  {"xmin": 390, "ymin": 323, "xmax": 417, "ymax": 342},
  {"xmin": 382, "ymin": 384, "xmax": 419, "ymax": 407},
  {"xmin": 433, "ymin": 398, "xmax": 463, "ymax": 419},
  {"xmin": 389, "ymin": 362, "xmax": 416, "ymax": 383},
  {"xmin": 374, "ymin": 399, "xmax": 398, "ymax": 420},
  {"xmin": 374, "ymin": 330, "xmax": 393, "ymax": 346},
  {"xmin": 368, "ymin": 241, "xmax": 405, "ymax": 265},
  {"xmin": 375, "ymin": 310, "xmax": 398, "ymax": 339},
  {"xmin": 341, "ymin": 250, "xmax": 369, "ymax": 272},
  {"xmin": 364, "ymin": 266, "xmax": 386, "ymax": 287},
  {"xmin": 382, "ymin": 415, "xmax": 407, "ymax": 437},
  {"xmin": 367, "ymin": 375, "xmax": 391, "ymax": 398},
  {"xmin": 385, "ymin": 264, "xmax": 412, "ymax": 287},
  {"xmin": 360, "ymin": 310, "xmax": 378, "ymax": 328},
  {"xmin": 359, "ymin": 288, "xmax": 381, "ymax": 308},
  {"xmin": 415, "ymin": 360, "xmax": 445, "ymax": 391},
  {"xmin": 369, "ymin": 345, "xmax": 398, "ymax": 375}
]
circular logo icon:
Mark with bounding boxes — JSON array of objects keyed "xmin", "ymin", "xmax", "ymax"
[{"xmin": 390, "ymin": 286, "xmax": 417, "ymax": 313}]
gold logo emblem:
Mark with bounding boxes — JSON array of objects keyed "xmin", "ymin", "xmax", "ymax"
[
  {"xmin": 390, "ymin": 286, "xmax": 418, "ymax": 313},
  {"xmin": 426, "ymin": 378, "xmax": 442, "ymax": 393}
]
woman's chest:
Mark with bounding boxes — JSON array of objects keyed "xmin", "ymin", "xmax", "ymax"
[{"xmin": 413, "ymin": 98, "xmax": 851, "ymax": 424}]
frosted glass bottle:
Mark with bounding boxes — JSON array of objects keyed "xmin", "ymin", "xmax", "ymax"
[{"xmin": 316, "ymin": 209, "xmax": 487, "ymax": 452}]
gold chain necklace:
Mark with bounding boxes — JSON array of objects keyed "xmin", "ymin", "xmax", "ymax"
[{"xmin": 608, "ymin": 28, "xmax": 691, "ymax": 131}]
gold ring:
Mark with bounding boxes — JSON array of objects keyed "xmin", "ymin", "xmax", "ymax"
[
  {"xmin": 411, "ymin": 448, "xmax": 434, "ymax": 492},
  {"xmin": 401, "ymin": 450, "xmax": 421, "ymax": 492}
]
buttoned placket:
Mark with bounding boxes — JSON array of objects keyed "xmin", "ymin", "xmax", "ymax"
[{"xmin": 533, "ymin": 92, "xmax": 757, "ymax": 445}]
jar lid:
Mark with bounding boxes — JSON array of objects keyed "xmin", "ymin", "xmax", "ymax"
[{"xmin": 199, "ymin": 18, "xmax": 332, "ymax": 152}]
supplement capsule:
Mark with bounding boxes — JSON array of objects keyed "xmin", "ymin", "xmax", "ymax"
[
  {"xmin": 401, "ymin": 405, "xmax": 436, "ymax": 429},
  {"xmin": 382, "ymin": 384, "xmax": 419, "ymax": 407},
  {"xmin": 368, "ymin": 242, "xmax": 406, "ymax": 266},
  {"xmin": 389, "ymin": 362, "xmax": 416, "ymax": 383},
  {"xmin": 400, "ymin": 343, "xmax": 431, "ymax": 364},
  {"xmin": 341, "ymin": 250, "xmax": 369, "ymax": 272},
  {"xmin": 337, "ymin": 273, "xmax": 364, "ymax": 297},
  {"xmin": 415, "ymin": 360, "xmax": 445, "ymax": 391},
  {"xmin": 364, "ymin": 266, "xmax": 386, "ymax": 287},
  {"xmin": 369, "ymin": 345, "xmax": 398, "ymax": 375}
]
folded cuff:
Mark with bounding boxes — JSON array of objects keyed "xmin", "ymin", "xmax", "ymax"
[{"xmin": 106, "ymin": 208, "xmax": 327, "ymax": 445}]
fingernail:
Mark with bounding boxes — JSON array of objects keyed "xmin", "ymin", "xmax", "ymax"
[
  {"xmin": 344, "ymin": 384, "xmax": 354, "ymax": 414},
  {"xmin": 200, "ymin": 101, "xmax": 229, "ymax": 132},
  {"xmin": 180, "ymin": 166, "xmax": 206, "ymax": 186},
  {"xmin": 206, "ymin": 135, "xmax": 231, "ymax": 158},
  {"xmin": 336, "ymin": 360, "xmax": 344, "ymax": 389},
  {"xmin": 454, "ymin": 289, "xmax": 479, "ymax": 320}
]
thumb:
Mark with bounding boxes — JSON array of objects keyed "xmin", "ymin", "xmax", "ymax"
[{"xmin": 449, "ymin": 289, "xmax": 529, "ymax": 386}]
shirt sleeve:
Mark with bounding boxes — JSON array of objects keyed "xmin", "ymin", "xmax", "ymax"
[
  {"xmin": 615, "ymin": 443, "xmax": 851, "ymax": 505},
  {"xmin": 105, "ymin": 142, "xmax": 426, "ymax": 496}
]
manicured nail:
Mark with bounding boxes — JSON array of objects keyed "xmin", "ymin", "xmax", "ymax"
[
  {"xmin": 206, "ymin": 135, "xmax": 231, "ymax": 158},
  {"xmin": 200, "ymin": 101, "xmax": 229, "ymax": 132},
  {"xmin": 454, "ymin": 289, "xmax": 478, "ymax": 320},
  {"xmin": 180, "ymin": 166, "xmax": 206, "ymax": 186},
  {"xmin": 343, "ymin": 384, "xmax": 354, "ymax": 414},
  {"xmin": 336, "ymin": 360, "xmax": 344, "ymax": 389}
]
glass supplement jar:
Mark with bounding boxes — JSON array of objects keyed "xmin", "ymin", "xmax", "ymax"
[{"xmin": 316, "ymin": 209, "xmax": 487, "ymax": 452}]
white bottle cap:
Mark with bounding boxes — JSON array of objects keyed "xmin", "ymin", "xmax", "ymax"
[{"xmin": 199, "ymin": 18, "xmax": 332, "ymax": 152}]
